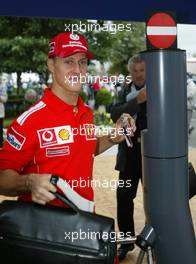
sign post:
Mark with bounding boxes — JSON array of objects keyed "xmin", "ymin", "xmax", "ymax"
[{"xmin": 146, "ymin": 12, "xmax": 177, "ymax": 49}]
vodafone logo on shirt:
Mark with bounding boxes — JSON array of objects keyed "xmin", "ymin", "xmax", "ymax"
[
  {"xmin": 38, "ymin": 125, "xmax": 74, "ymax": 148},
  {"xmin": 39, "ymin": 129, "xmax": 57, "ymax": 145}
]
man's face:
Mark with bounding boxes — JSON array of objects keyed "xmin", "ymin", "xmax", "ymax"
[
  {"xmin": 130, "ymin": 61, "xmax": 145, "ymax": 87},
  {"xmin": 48, "ymin": 52, "xmax": 88, "ymax": 94}
]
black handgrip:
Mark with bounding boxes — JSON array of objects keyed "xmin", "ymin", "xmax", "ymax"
[
  {"xmin": 50, "ymin": 175, "xmax": 59, "ymax": 187},
  {"xmin": 52, "ymin": 191, "xmax": 79, "ymax": 213},
  {"xmin": 50, "ymin": 175, "xmax": 80, "ymax": 213}
]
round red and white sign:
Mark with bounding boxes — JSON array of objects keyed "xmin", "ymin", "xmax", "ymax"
[{"xmin": 147, "ymin": 12, "xmax": 177, "ymax": 49}]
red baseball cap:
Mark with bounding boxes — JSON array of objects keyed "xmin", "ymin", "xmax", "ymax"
[{"xmin": 48, "ymin": 32, "xmax": 94, "ymax": 59}]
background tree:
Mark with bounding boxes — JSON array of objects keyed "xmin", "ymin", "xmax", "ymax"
[
  {"xmin": 0, "ymin": 17, "xmax": 145, "ymax": 92},
  {"xmin": 108, "ymin": 22, "xmax": 146, "ymax": 75},
  {"xmin": 0, "ymin": 17, "xmax": 80, "ymax": 92}
]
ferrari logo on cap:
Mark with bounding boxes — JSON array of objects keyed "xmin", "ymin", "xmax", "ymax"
[{"xmin": 70, "ymin": 34, "xmax": 80, "ymax": 41}]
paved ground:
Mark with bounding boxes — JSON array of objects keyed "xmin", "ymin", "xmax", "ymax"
[
  {"xmin": 0, "ymin": 146, "xmax": 195, "ymax": 264},
  {"xmin": 93, "ymin": 147, "xmax": 196, "ymax": 264}
]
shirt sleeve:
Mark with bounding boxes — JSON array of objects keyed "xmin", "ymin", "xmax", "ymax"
[
  {"xmin": 110, "ymin": 98, "xmax": 140, "ymax": 123},
  {"xmin": 0, "ymin": 118, "xmax": 36, "ymax": 173}
]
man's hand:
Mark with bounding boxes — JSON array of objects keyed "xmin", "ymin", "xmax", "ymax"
[
  {"xmin": 109, "ymin": 113, "xmax": 136, "ymax": 144},
  {"xmin": 95, "ymin": 113, "xmax": 136, "ymax": 155},
  {"xmin": 136, "ymin": 87, "xmax": 146, "ymax": 104},
  {"xmin": 27, "ymin": 173, "xmax": 57, "ymax": 205}
]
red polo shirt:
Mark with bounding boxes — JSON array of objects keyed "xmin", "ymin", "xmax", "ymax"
[{"xmin": 0, "ymin": 88, "xmax": 97, "ymax": 207}]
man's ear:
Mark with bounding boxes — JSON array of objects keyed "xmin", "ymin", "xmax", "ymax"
[{"xmin": 47, "ymin": 58, "xmax": 54, "ymax": 73}]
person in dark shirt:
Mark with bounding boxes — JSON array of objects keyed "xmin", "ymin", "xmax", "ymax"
[{"xmin": 111, "ymin": 54, "xmax": 147, "ymax": 261}]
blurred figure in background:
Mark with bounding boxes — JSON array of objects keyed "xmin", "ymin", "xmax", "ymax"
[
  {"xmin": 111, "ymin": 54, "xmax": 146, "ymax": 261},
  {"xmin": 0, "ymin": 78, "xmax": 8, "ymax": 148},
  {"xmin": 24, "ymin": 88, "xmax": 38, "ymax": 106},
  {"xmin": 187, "ymin": 76, "xmax": 196, "ymax": 135}
]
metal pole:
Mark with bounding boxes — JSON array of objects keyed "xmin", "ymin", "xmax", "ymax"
[{"xmin": 141, "ymin": 49, "xmax": 196, "ymax": 264}]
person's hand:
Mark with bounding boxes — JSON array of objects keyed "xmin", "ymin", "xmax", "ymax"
[
  {"xmin": 109, "ymin": 113, "xmax": 136, "ymax": 144},
  {"xmin": 26, "ymin": 173, "xmax": 57, "ymax": 205},
  {"xmin": 136, "ymin": 86, "xmax": 147, "ymax": 104}
]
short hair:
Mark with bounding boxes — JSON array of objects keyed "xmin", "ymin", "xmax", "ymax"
[{"xmin": 127, "ymin": 54, "xmax": 144, "ymax": 72}]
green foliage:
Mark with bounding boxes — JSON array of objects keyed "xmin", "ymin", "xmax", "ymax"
[
  {"xmin": 5, "ymin": 92, "xmax": 28, "ymax": 118},
  {"xmin": 93, "ymin": 111, "xmax": 114, "ymax": 127},
  {"xmin": 0, "ymin": 17, "xmax": 79, "ymax": 39},
  {"xmin": 0, "ymin": 17, "xmax": 113, "ymax": 75},
  {"xmin": 0, "ymin": 37, "xmax": 48, "ymax": 73},
  {"xmin": 96, "ymin": 89, "xmax": 112, "ymax": 106},
  {"xmin": 4, "ymin": 117, "xmax": 14, "ymax": 128},
  {"xmin": 0, "ymin": 17, "xmax": 146, "ymax": 88},
  {"xmin": 108, "ymin": 22, "xmax": 146, "ymax": 75},
  {"xmin": 84, "ymin": 23, "xmax": 113, "ymax": 64},
  {"xmin": 0, "ymin": 16, "xmax": 81, "ymax": 88},
  {"xmin": 79, "ymin": 90, "xmax": 88, "ymax": 103}
]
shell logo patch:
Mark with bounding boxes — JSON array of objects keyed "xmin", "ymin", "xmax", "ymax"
[{"xmin": 58, "ymin": 129, "xmax": 70, "ymax": 141}]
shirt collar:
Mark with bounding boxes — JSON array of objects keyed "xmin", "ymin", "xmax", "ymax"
[{"xmin": 42, "ymin": 88, "xmax": 87, "ymax": 115}]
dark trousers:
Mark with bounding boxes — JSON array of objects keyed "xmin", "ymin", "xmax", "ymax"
[
  {"xmin": 117, "ymin": 142, "xmax": 142, "ymax": 236},
  {"xmin": 0, "ymin": 118, "xmax": 3, "ymax": 148}
]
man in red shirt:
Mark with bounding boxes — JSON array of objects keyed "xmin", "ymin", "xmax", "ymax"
[{"xmin": 0, "ymin": 32, "xmax": 135, "ymax": 209}]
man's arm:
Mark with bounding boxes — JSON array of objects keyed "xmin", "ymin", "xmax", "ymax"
[
  {"xmin": 95, "ymin": 135, "xmax": 117, "ymax": 156},
  {"xmin": 0, "ymin": 169, "xmax": 29, "ymax": 196},
  {"xmin": 110, "ymin": 88, "xmax": 146, "ymax": 122},
  {"xmin": 0, "ymin": 170, "xmax": 56, "ymax": 204}
]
